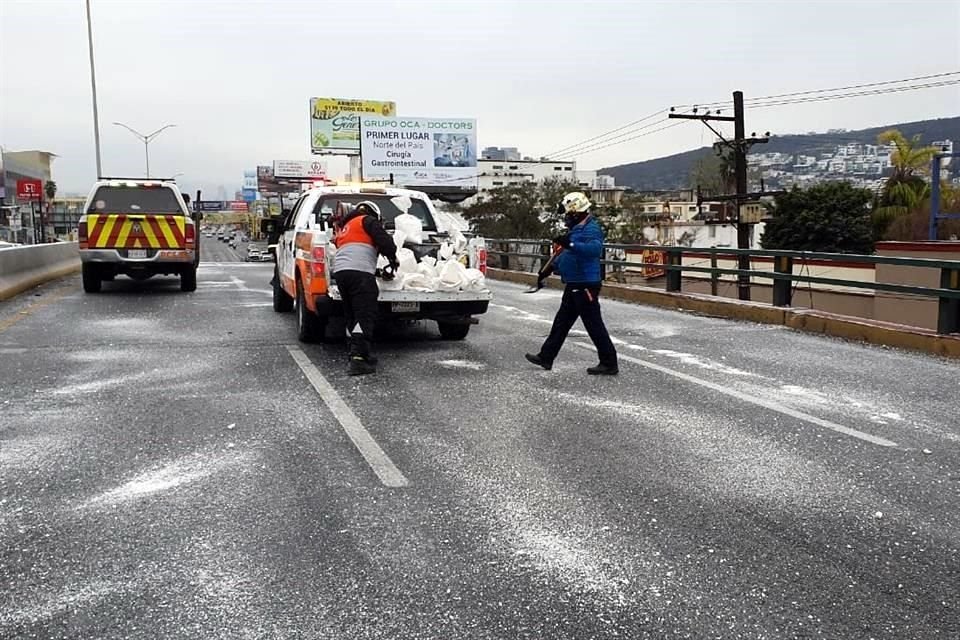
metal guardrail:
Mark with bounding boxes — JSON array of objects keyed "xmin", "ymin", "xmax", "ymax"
[{"xmin": 486, "ymin": 239, "xmax": 960, "ymax": 335}]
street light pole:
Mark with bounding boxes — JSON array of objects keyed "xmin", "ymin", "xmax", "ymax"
[
  {"xmin": 85, "ymin": 0, "xmax": 102, "ymax": 178},
  {"xmin": 112, "ymin": 122, "xmax": 176, "ymax": 178}
]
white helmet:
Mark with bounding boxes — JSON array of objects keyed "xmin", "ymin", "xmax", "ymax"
[
  {"xmin": 354, "ymin": 200, "xmax": 382, "ymax": 219},
  {"xmin": 561, "ymin": 191, "xmax": 592, "ymax": 214}
]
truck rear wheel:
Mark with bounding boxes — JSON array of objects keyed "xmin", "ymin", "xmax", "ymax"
[
  {"xmin": 296, "ymin": 278, "xmax": 326, "ymax": 343},
  {"xmin": 81, "ymin": 264, "xmax": 101, "ymax": 293},
  {"xmin": 273, "ymin": 267, "xmax": 293, "ymax": 312},
  {"xmin": 181, "ymin": 267, "xmax": 197, "ymax": 292},
  {"xmin": 438, "ymin": 321, "xmax": 470, "ymax": 340}
]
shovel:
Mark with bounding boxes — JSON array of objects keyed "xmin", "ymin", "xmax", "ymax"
[{"xmin": 524, "ymin": 248, "xmax": 561, "ymax": 294}]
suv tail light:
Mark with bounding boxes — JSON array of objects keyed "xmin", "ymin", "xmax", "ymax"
[
  {"xmin": 78, "ymin": 220, "xmax": 89, "ymax": 249},
  {"xmin": 311, "ymin": 246, "xmax": 326, "ymax": 277},
  {"xmin": 185, "ymin": 223, "xmax": 196, "ymax": 248},
  {"xmin": 477, "ymin": 246, "xmax": 488, "ymax": 275}
]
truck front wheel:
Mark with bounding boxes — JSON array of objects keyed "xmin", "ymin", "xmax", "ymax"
[{"xmin": 437, "ymin": 321, "xmax": 470, "ymax": 340}]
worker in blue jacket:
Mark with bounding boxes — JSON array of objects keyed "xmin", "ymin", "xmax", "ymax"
[{"xmin": 526, "ymin": 192, "xmax": 619, "ymax": 375}]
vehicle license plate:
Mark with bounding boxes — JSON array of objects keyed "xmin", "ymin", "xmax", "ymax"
[
  {"xmin": 128, "ymin": 249, "xmax": 148, "ymax": 259},
  {"xmin": 391, "ymin": 302, "xmax": 420, "ymax": 313}
]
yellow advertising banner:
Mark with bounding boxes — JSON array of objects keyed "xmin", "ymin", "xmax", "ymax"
[{"xmin": 310, "ymin": 98, "xmax": 396, "ymax": 154}]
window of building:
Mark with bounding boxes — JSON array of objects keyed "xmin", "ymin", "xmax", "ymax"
[
  {"xmin": 564, "ymin": 167, "xmax": 572, "ymax": 171},
  {"xmin": 492, "ymin": 165, "xmax": 503, "ymax": 170},
  {"xmin": 688, "ymin": 206, "xmax": 698, "ymax": 212},
  {"xmin": 492, "ymin": 181, "xmax": 504, "ymax": 186},
  {"xmin": 508, "ymin": 165, "xmax": 518, "ymax": 170},
  {"xmin": 554, "ymin": 167, "xmax": 563, "ymax": 171}
]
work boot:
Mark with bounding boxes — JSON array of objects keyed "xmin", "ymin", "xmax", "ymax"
[
  {"xmin": 525, "ymin": 353, "xmax": 552, "ymax": 371},
  {"xmin": 587, "ymin": 363, "xmax": 619, "ymax": 376},
  {"xmin": 348, "ymin": 356, "xmax": 376, "ymax": 376}
]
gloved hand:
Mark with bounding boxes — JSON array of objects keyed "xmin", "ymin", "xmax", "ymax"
[
  {"xmin": 389, "ymin": 257, "xmax": 400, "ymax": 272},
  {"xmin": 553, "ymin": 233, "xmax": 571, "ymax": 249}
]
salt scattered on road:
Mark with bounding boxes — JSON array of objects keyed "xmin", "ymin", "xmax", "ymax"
[
  {"xmin": 79, "ymin": 450, "xmax": 251, "ymax": 508},
  {"xmin": 437, "ymin": 359, "xmax": 486, "ymax": 371}
]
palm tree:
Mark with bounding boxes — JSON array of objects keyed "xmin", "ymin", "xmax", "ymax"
[
  {"xmin": 878, "ymin": 129, "xmax": 938, "ymax": 183},
  {"xmin": 873, "ymin": 129, "xmax": 940, "ymax": 240}
]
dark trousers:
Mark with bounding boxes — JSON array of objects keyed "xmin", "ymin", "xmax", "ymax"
[
  {"xmin": 540, "ymin": 284, "xmax": 617, "ymax": 367},
  {"xmin": 334, "ymin": 270, "xmax": 379, "ymax": 360}
]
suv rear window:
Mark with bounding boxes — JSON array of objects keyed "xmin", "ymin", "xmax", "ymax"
[
  {"xmin": 316, "ymin": 194, "xmax": 436, "ymax": 231},
  {"xmin": 88, "ymin": 186, "xmax": 185, "ymax": 214}
]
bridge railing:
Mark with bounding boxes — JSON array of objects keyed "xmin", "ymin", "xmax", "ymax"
[{"xmin": 486, "ymin": 239, "xmax": 960, "ymax": 335}]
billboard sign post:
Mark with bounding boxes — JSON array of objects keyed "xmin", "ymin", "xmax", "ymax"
[
  {"xmin": 310, "ymin": 98, "xmax": 396, "ymax": 155},
  {"xmin": 359, "ymin": 117, "xmax": 477, "ymax": 188}
]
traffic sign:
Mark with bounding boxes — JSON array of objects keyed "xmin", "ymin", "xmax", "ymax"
[
  {"xmin": 196, "ymin": 200, "xmax": 226, "ymax": 212},
  {"xmin": 16, "ymin": 179, "xmax": 42, "ymax": 201}
]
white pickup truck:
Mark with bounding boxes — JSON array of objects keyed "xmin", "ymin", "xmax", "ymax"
[{"xmin": 265, "ymin": 185, "xmax": 491, "ymax": 342}]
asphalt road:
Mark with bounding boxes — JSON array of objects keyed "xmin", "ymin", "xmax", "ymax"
[
  {"xmin": 200, "ymin": 234, "xmax": 250, "ymax": 263},
  {"xmin": 1, "ymin": 262, "xmax": 958, "ymax": 639}
]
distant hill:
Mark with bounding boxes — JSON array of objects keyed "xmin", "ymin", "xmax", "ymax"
[{"xmin": 598, "ymin": 117, "xmax": 960, "ymax": 190}]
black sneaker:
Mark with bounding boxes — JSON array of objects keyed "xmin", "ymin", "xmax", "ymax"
[
  {"xmin": 587, "ymin": 363, "xmax": 619, "ymax": 376},
  {"xmin": 525, "ymin": 353, "xmax": 553, "ymax": 371},
  {"xmin": 348, "ymin": 357, "xmax": 376, "ymax": 376}
]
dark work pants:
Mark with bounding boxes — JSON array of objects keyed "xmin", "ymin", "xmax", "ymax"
[
  {"xmin": 334, "ymin": 270, "xmax": 379, "ymax": 360},
  {"xmin": 539, "ymin": 284, "xmax": 618, "ymax": 367}
]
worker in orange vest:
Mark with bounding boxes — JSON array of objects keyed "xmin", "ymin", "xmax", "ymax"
[{"xmin": 332, "ymin": 201, "xmax": 399, "ymax": 375}]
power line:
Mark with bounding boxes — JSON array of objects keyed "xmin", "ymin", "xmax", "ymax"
[
  {"xmin": 559, "ymin": 119, "xmax": 692, "ymax": 159},
  {"xmin": 543, "ymin": 109, "xmax": 667, "ymax": 158},
  {"xmin": 744, "ymin": 80, "xmax": 960, "ymax": 109},
  {"xmin": 553, "ymin": 117, "xmax": 675, "ymax": 158},
  {"xmin": 677, "ymin": 71, "xmax": 960, "ymax": 109}
]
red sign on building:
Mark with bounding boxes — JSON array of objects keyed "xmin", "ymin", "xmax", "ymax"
[
  {"xmin": 16, "ymin": 179, "xmax": 43, "ymax": 201},
  {"xmin": 228, "ymin": 201, "xmax": 249, "ymax": 212}
]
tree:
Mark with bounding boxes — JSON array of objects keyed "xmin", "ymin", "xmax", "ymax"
[
  {"xmin": 461, "ymin": 183, "xmax": 548, "ymax": 239},
  {"xmin": 462, "ymin": 178, "xmax": 581, "ymax": 239},
  {"xmin": 872, "ymin": 129, "xmax": 940, "ymax": 239},
  {"xmin": 878, "ymin": 129, "xmax": 938, "ymax": 183},
  {"xmin": 760, "ymin": 182, "xmax": 874, "ymax": 254}
]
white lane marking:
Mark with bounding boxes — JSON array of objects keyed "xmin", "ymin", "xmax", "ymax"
[
  {"xmin": 230, "ymin": 276, "xmax": 272, "ymax": 296},
  {"xmin": 286, "ymin": 346, "xmax": 409, "ymax": 487},
  {"xmin": 573, "ymin": 342, "xmax": 899, "ymax": 448}
]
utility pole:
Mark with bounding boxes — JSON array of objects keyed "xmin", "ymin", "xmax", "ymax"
[
  {"xmin": 85, "ymin": 0, "xmax": 102, "ymax": 178},
  {"xmin": 670, "ymin": 91, "xmax": 772, "ymax": 301}
]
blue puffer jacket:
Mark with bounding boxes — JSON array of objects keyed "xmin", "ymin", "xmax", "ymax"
[{"xmin": 555, "ymin": 216, "xmax": 604, "ymax": 284}]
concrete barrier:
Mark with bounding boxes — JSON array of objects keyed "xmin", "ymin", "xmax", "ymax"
[
  {"xmin": 0, "ymin": 243, "xmax": 81, "ymax": 301},
  {"xmin": 486, "ymin": 267, "xmax": 960, "ymax": 359}
]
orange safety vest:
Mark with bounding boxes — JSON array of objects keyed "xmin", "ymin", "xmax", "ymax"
[{"xmin": 334, "ymin": 215, "xmax": 374, "ymax": 249}]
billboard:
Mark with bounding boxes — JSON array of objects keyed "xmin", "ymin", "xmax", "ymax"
[
  {"xmin": 359, "ymin": 117, "xmax": 477, "ymax": 188},
  {"xmin": 273, "ymin": 159, "xmax": 328, "ymax": 179},
  {"xmin": 17, "ymin": 179, "xmax": 43, "ymax": 200},
  {"xmin": 310, "ymin": 97, "xmax": 396, "ymax": 155}
]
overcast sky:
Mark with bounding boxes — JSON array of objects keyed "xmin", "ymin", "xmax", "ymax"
[{"xmin": 1, "ymin": 0, "xmax": 958, "ymax": 196}]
